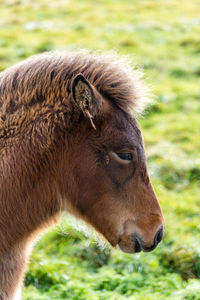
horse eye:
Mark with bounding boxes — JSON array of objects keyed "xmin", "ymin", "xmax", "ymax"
[{"xmin": 116, "ymin": 152, "xmax": 133, "ymax": 161}]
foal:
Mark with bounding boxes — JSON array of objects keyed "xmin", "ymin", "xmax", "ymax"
[{"xmin": 0, "ymin": 51, "xmax": 164, "ymax": 299}]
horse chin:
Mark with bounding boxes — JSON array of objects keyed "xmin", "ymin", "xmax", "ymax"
[
  {"xmin": 118, "ymin": 243, "xmax": 136, "ymax": 254},
  {"xmin": 118, "ymin": 235, "xmax": 142, "ymax": 254},
  {"xmin": 118, "ymin": 239, "xmax": 140, "ymax": 254}
]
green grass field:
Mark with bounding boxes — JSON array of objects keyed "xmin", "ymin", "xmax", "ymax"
[{"xmin": 0, "ymin": 0, "xmax": 200, "ymax": 299}]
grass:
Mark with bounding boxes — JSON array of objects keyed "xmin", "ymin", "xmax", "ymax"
[{"xmin": 0, "ymin": 0, "xmax": 200, "ymax": 299}]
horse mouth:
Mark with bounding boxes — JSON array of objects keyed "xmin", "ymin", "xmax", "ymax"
[
  {"xmin": 117, "ymin": 222, "xmax": 164, "ymax": 254},
  {"xmin": 134, "ymin": 237, "xmax": 142, "ymax": 252},
  {"xmin": 118, "ymin": 237, "xmax": 155, "ymax": 254},
  {"xmin": 118, "ymin": 227, "xmax": 164, "ymax": 254}
]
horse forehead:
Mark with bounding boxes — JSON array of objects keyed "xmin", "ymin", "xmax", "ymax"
[
  {"xmin": 101, "ymin": 110, "xmax": 142, "ymax": 146},
  {"xmin": 111, "ymin": 110, "xmax": 141, "ymax": 135}
]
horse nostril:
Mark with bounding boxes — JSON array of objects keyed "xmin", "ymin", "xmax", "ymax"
[{"xmin": 154, "ymin": 225, "xmax": 164, "ymax": 246}]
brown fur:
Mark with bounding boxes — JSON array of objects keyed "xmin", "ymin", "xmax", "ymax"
[{"xmin": 0, "ymin": 51, "xmax": 164, "ymax": 300}]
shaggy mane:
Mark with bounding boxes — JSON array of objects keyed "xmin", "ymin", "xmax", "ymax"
[{"xmin": 0, "ymin": 50, "xmax": 151, "ymax": 120}]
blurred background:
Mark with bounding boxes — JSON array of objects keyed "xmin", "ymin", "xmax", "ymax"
[{"xmin": 0, "ymin": 0, "xmax": 200, "ymax": 299}]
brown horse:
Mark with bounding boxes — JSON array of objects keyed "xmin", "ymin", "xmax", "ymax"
[{"xmin": 0, "ymin": 51, "xmax": 164, "ymax": 300}]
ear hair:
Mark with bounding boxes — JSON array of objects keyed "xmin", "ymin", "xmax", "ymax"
[
  {"xmin": 84, "ymin": 110, "xmax": 96, "ymax": 130},
  {"xmin": 72, "ymin": 74, "xmax": 96, "ymax": 129}
]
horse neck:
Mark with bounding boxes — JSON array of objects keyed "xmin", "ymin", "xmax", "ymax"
[
  {"xmin": 0, "ymin": 239, "xmax": 29, "ymax": 300},
  {"xmin": 0, "ymin": 124, "xmax": 65, "ymax": 242}
]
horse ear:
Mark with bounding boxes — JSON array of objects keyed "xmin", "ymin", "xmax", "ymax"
[{"xmin": 72, "ymin": 74, "xmax": 97, "ymax": 129}]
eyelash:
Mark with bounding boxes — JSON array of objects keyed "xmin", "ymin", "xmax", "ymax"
[{"xmin": 116, "ymin": 152, "xmax": 133, "ymax": 161}]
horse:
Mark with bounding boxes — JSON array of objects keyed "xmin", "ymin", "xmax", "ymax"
[{"xmin": 0, "ymin": 50, "xmax": 164, "ymax": 300}]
